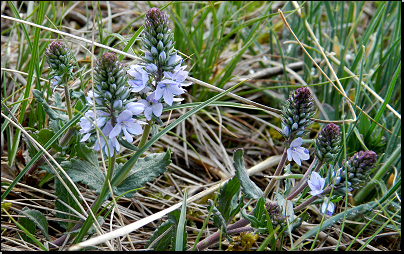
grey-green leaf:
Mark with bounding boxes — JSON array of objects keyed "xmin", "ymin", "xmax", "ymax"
[
  {"xmin": 293, "ymin": 201, "xmax": 377, "ymax": 248},
  {"xmin": 145, "ymin": 220, "xmax": 175, "ymax": 250},
  {"xmin": 233, "ymin": 148, "xmax": 263, "ymax": 199},
  {"xmin": 114, "ymin": 149, "xmax": 172, "ymax": 197},
  {"xmin": 32, "ymin": 89, "xmax": 69, "ymax": 121},
  {"xmin": 62, "ymin": 159, "xmax": 105, "ymax": 195},
  {"xmin": 216, "ymin": 176, "xmax": 240, "ymax": 223},
  {"xmin": 20, "ymin": 207, "xmax": 50, "ymax": 241},
  {"xmin": 208, "ymin": 199, "xmax": 230, "ymax": 241}
]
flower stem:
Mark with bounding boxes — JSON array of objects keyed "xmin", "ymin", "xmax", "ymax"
[
  {"xmin": 63, "ymin": 81, "xmax": 73, "ymax": 120},
  {"xmin": 263, "ymin": 149, "xmax": 288, "ymax": 198},
  {"xmin": 191, "ymin": 226, "xmax": 255, "ymax": 251},
  {"xmin": 293, "ymin": 185, "xmax": 332, "ymax": 212},
  {"xmin": 286, "ymin": 159, "xmax": 323, "ymax": 201},
  {"xmin": 138, "ymin": 120, "xmax": 153, "ymax": 149}
]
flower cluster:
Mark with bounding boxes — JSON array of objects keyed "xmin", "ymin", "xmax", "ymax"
[
  {"xmin": 333, "ymin": 150, "xmax": 377, "ymax": 195},
  {"xmin": 266, "ymin": 203, "xmax": 287, "ymax": 228},
  {"xmin": 282, "ymin": 87, "xmax": 315, "ymax": 139},
  {"xmin": 79, "ymin": 7, "xmax": 192, "ymax": 157},
  {"xmin": 127, "ymin": 7, "xmax": 191, "ymax": 122},
  {"xmin": 315, "ymin": 123, "xmax": 341, "ymax": 162},
  {"xmin": 45, "ymin": 41, "xmax": 75, "ymax": 91},
  {"xmin": 80, "ymin": 53, "xmax": 146, "ymax": 157}
]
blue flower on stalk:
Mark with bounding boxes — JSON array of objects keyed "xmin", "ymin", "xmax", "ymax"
[
  {"xmin": 155, "ymin": 82, "xmax": 185, "ymax": 106},
  {"xmin": 126, "ymin": 102, "xmax": 146, "ymax": 115},
  {"xmin": 109, "ymin": 110, "xmax": 147, "ymax": 143},
  {"xmin": 321, "ymin": 201, "xmax": 335, "ymax": 216},
  {"xmin": 79, "ymin": 110, "xmax": 109, "ymax": 142},
  {"xmin": 94, "ymin": 122, "xmax": 120, "ymax": 157},
  {"xmin": 127, "ymin": 64, "xmax": 149, "ymax": 93},
  {"xmin": 307, "ymin": 171, "xmax": 325, "ymax": 196},
  {"xmin": 286, "ymin": 137, "xmax": 310, "ymax": 166},
  {"xmin": 139, "ymin": 93, "xmax": 163, "ymax": 121}
]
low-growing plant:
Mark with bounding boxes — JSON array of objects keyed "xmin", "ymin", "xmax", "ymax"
[{"xmin": 1, "ymin": 1, "xmax": 400, "ymax": 251}]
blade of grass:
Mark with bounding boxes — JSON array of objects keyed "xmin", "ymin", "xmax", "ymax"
[{"xmin": 175, "ymin": 191, "xmax": 187, "ymax": 251}]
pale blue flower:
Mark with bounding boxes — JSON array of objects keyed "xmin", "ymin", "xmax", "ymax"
[
  {"xmin": 287, "ymin": 137, "xmax": 310, "ymax": 166},
  {"xmin": 139, "ymin": 92, "xmax": 163, "ymax": 121},
  {"xmin": 154, "ymin": 81, "xmax": 185, "ymax": 106},
  {"xmin": 109, "ymin": 110, "xmax": 146, "ymax": 143},
  {"xmin": 126, "ymin": 102, "xmax": 145, "ymax": 115},
  {"xmin": 321, "ymin": 201, "xmax": 335, "ymax": 216},
  {"xmin": 144, "ymin": 63, "xmax": 157, "ymax": 74},
  {"xmin": 94, "ymin": 121, "xmax": 120, "ymax": 157},
  {"xmin": 167, "ymin": 53, "xmax": 183, "ymax": 67},
  {"xmin": 86, "ymin": 89, "xmax": 103, "ymax": 106},
  {"xmin": 308, "ymin": 171, "xmax": 325, "ymax": 196},
  {"xmin": 127, "ymin": 64, "xmax": 149, "ymax": 92},
  {"xmin": 51, "ymin": 75, "xmax": 62, "ymax": 88},
  {"xmin": 79, "ymin": 110, "xmax": 109, "ymax": 142},
  {"xmin": 163, "ymin": 68, "xmax": 192, "ymax": 87}
]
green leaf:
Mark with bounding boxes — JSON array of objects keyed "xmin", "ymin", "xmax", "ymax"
[
  {"xmin": 20, "ymin": 207, "xmax": 50, "ymax": 241},
  {"xmin": 253, "ymin": 197, "xmax": 265, "ymax": 223},
  {"xmin": 32, "ymin": 89, "xmax": 69, "ymax": 121},
  {"xmin": 240, "ymin": 201, "xmax": 260, "ymax": 229},
  {"xmin": 292, "ymin": 201, "xmax": 378, "ymax": 249},
  {"xmin": 62, "ymin": 158, "xmax": 106, "ymax": 195},
  {"xmin": 35, "ymin": 129, "xmax": 62, "ymax": 152},
  {"xmin": 208, "ymin": 199, "xmax": 231, "ymax": 241},
  {"xmin": 114, "ymin": 149, "xmax": 172, "ymax": 197},
  {"xmin": 233, "ymin": 148, "xmax": 263, "ymax": 199},
  {"xmin": 145, "ymin": 220, "xmax": 175, "ymax": 251},
  {"xmin": 74, "ymin": 142, "xmax": 98, "ymax": 167},
  {"xmin": 168, "ymin": 209, "xmax": 188, "ymax": 251},
  {"xmin": 117, "ymin": 136, "xmax": 139, "ymax": 152},
  {"xmin": 18, "ymin": 215, "xmax": 36, "ymax": 244},
  {"xmin": 216, "ymin": 176, "xmax": 240, "ymax": 223},
  {"xmin": 71, "ymin": 90, "xmax": 86, "ymax": 105},
  {"xmin": 176, "ymin": 191, "xmax": 188, "ymax": 251}
]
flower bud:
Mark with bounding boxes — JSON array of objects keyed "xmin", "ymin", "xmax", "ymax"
[
  {"xmin": 281, "ymin": 87, "xmax": 315, "ymax": 139},
  {"xmin": 315, "ymin": 123, "xmax": 341, "ymax": 162},
  {"xmin": 92, "ymin": 52, "xmax": 128, "ymax": 108},
  {"xmin": 334, "ymin": 150, "xmax": 377, "ymax": 195}
]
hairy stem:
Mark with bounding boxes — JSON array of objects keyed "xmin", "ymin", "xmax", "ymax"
[
  {"xmin": 138, "ymin": 120, "xmax": 153, "ymax": 149},
  {"xmin": 293, "ymin": 185, "xmax": 332, "ymax": 212},
  {"xmin": 63, "ymin": 82, "xmax": 73, "ymax": 120},
  {"xmin": 263, "ymin": 149, "xmax": 288, "ymax": 198}
]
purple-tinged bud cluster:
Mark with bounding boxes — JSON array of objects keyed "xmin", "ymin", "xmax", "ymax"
[
  {"xmin": 315, "ymin": 123, "xmax": 341, "ymax": 162},
  {"xmin": 142, "ymin": 7, "xmax": 179, "ymax": 71},
  {"xmin": 266, "ymin": 203, "xmax": 287, "ymax": 227},
  {"xmin": 333, "ymin": 150, "xmax": 377, "ymax": 195},
  {"xmin": 45, "ymin": 41, "xmax": 75, "ymax": 91},
  {"xmin": 282, "ymin": 87, "xmax": 315, "ymax": 139}
]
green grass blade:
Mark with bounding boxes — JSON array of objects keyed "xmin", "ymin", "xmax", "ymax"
[{"xmin": 175, "ymin": 191, "xmax": 187, "ymax": 251}]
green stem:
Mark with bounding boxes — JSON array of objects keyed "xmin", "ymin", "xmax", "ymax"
[
  {"xmin": 354, "ymin": 146, "xmax": 401, "ymax": 204},
  {"xmin": 263, "ymin": 148, "xmax": 288, "ymax": 198},
  {"xmin": 138, "ymin": 121, "xmax": 153, "ymax": 149},
  {"xmin": 63, "ymin": 81, "xmax": 73, "ymax": 120},
  {"xmin": 73, "ymin": 151, "xmax": 117, "ymax": 244}
]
